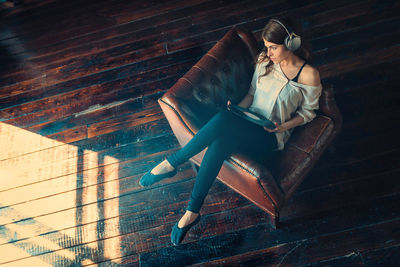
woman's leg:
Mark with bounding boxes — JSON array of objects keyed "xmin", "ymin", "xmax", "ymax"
[
  {"xmin": 186, "ymin": 136, "xmax": 235, "ymax": 213},
  {"xmin": 140, "ymin": 110, "xmax": 236, "ymax": 187},
  {"xmin": 167, "ymin": 110, "xmax": 236, "ymax": 169},
  {"xmin": 171, "ymin": 136, "xmax": 235, "ymax": 245}
]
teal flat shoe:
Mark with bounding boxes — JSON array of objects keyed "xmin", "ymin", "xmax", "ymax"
[
  {"xmin": 171, "ymin": 214, "xmax": 201, "ymax": 246},
  {"xmin": 139, "ymin": 168, "xmax": 177, "ymax": 187}
]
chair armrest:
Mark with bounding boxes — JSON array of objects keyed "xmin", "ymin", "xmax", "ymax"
[
  {"xmin": 319, "ymin": 83, "xmax": 343, "ymax": 135},
  {"xmin": 230, "ymin": 153, "xmax": 285, "ymax": 209},
  {"xmin": 159, "ymin": 94, "xmax": 203, "ymax": 135}
]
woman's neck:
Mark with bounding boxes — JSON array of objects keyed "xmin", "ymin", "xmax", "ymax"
[{"xmin": 279, "ymin": 54, "xmax": 302, "ymax": 67}]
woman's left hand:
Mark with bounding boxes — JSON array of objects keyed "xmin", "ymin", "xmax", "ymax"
[{"xmin": 227, "ymin": 100, "xmax": 232, "ymax": 110}]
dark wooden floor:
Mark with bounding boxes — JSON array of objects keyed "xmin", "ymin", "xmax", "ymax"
[{"xmin": 0, "ymin": 0, "xmax": 399, "ymax": 266}]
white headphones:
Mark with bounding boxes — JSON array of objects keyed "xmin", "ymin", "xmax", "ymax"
[{"xmin": 271, "ymin": 19, "xmax": 302, "ymax": 51}]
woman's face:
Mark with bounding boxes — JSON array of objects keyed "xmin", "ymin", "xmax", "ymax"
[{"xmin": 263, "ymin": 39, "xmax": 289, "ymax": 63}]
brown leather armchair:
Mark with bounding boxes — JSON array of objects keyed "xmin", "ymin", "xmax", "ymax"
[{"xmin": 158, "ymin": 27, "xmax": 342, "ymax": 229}]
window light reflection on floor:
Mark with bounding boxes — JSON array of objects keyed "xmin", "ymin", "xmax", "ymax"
[{"xmin": 0, "ymin": 122, "xmax": 121, "ymax": 265}]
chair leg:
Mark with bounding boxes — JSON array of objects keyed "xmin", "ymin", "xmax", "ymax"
[{"xmin": 270, "ymin": 214, "xmax": 280, "ymax": 230}]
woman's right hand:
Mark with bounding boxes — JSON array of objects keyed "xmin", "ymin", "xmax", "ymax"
[{"xmin": 264, "ymin": 122, "xmax": 285, "ymax": 133}]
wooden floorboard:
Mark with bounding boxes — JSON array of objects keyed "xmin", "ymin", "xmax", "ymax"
[{"xmin": 0, "ymin": 0, "xmax": 399, "ymax": 266}]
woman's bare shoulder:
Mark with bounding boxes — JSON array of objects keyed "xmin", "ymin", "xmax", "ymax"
[{"xmin": 299, "ymin": 64, "xmax": 321, "ymax": 86}]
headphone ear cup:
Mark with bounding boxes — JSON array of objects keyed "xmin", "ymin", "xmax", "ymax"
[{"xmin": 285, "ymin": 35, "xmax": 301, "ymax": 51}]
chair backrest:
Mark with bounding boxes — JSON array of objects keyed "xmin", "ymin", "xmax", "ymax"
[{"xmin": 169, "ymin": 27, "xmax": 259, "ymax": 124}]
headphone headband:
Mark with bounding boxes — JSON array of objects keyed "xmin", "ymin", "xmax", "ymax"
[{"xmin": 271, "ymin": 19, "xmax": 291, "ymax": 37}]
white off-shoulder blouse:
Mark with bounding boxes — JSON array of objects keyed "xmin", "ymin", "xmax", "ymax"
[{"xmin": 248, "ymin": 59, "xmax": 322, "ymax": 150}]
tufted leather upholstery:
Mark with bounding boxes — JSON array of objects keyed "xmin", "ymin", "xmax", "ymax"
[{"xmin": 159, "ymin": 27, "xmax": 342, "ymax": 228}]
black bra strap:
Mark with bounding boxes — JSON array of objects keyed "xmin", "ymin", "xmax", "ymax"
[{"xmin": 292, "ymin": 61, "xmax": 307, "ymax": 82}]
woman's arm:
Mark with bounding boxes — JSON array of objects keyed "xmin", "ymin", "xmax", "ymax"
[
  {"xmin": 237, "ymin": 93, "xmax": 254, "ymax": 108},
  {"xmin": 227, "ymin": 93, "xmax": 254, "ymax": 109}
]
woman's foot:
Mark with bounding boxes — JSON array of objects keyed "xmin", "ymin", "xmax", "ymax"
[
  {"xmin": 150, "ymin": 159, "xmax": 175, "ymax": 175},
  {"xmin": 171, "ymin": 210, "xmax": 201, "ymax": 245},
  {"xmin": 139, "ymin": 159, "xmax": 177, "ymax": 187},
  {"xmin": 178, "ymin": 210, "xmax": 199, "ymax": 228}
]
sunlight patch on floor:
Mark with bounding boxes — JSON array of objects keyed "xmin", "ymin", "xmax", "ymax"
[{"xmin": 0, "ymin": 122, "xmax": 122, "ymax": 265}]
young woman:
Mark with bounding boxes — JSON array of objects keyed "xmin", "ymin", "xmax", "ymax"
[{"xmin": 140, "ymin": 17, "xmax": 322, "ymax": 245}]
